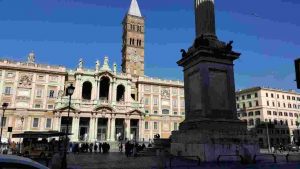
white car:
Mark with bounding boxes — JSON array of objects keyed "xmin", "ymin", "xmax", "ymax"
[{"xmin": 0, "ymin": 155, "xmax": 49, "ymax": 169}]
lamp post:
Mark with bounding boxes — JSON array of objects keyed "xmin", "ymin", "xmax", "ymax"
[
  {"xmin": 61, "ymin": 84, "xmax": 75, "ymax": 169},
  {"xmin": 19, "ymin": 116, "xmax": 24, "ymax": 154},
  {"xmin": 0, "ymin": 103, "xmax": 8, "ymax": 152}
]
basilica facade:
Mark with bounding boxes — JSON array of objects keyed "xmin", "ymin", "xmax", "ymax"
[{"xmin": 0, "ymin": 0, "xmax": 185, "ymax": 143}]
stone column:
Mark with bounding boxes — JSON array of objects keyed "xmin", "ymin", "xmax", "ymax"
[
  {"xmin": 94, "ymin": 118, "xmax": 98, "ymax": 141},
  {"xmin": 138, "ymin": 119, "xmax": 143, "ymax": 142},
  {"xmin": 71, "ymin": 117, "xmax": 79, "ymax": 141},
  {"xmin": 108, "ymin": 82, "xmax": 113, "ymax": 102},
  {"xmin": 195, "ymin": 0, "xmax": 216, "ymax": 38},
  {"xmin": 110, "ymin": 118, "xmax": 116, "ymax": 141},
  {"xmin": 96, "ymin": 80, "xmax": 100, "ymax": 100},
  {"xmin": 89, "ymin": 117, "xmax": 95, "ymax": 142},
  {"xmin": 126, "ymin": 118, "xmax": 131, "ymax": 140},
  {"xmin": 107, "ymin": 118, "xmax": 111, "ymax": 141}
]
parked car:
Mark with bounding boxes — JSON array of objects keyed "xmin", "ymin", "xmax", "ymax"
[
  {"xmin": 286, "ymin": 144, "xmax": 299, "ymax": 152},
  {"xmin": 0, "ymin": 155, "xmax": 49, "ymax": 169}
]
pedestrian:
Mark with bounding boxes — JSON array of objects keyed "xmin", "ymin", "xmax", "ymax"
[
  {"xmin": 94, "ymin": 143, "xmax": 98, "ymax": 153},
  {"xmin": 125, "ymin": 141, "xmax": 130, "ymax": 157},
  {"xmin": 89, "ymin": 143, "xmax": 93, "ymax": 153},
  {"xmin": 119, "ymin": 142, "xmax": 123, "ymax": 152}
]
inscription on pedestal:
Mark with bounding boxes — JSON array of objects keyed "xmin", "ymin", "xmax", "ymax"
[{"xmin": 188, "ymin": 71, "xmax": 203, "ymax": 117}]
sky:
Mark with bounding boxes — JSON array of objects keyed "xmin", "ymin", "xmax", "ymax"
[{"xmin": 0, "ymin": 0, "xmax": 299, "ymax": 91}]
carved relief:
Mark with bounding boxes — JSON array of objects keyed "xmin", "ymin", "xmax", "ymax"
[
  {"xmin": 18, "ymin": 74, "xmax": 33, "ymax": 88},
  {"xmin": 161, "ymin": 88, "xmax": 170, "ymax": 99}
]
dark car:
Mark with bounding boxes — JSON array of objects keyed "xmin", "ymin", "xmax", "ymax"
[{"xmin": 286, "ymin": 144, "xmax": 299, "ymax": 152}]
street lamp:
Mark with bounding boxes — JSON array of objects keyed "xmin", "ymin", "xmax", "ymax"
[
  {"xmin": 61, "ymin": 84, "xmax": 75, "ymax": 169},
  {"xmin": 0, "ymin": 103, "xmax": 8, "ymax": 152}
]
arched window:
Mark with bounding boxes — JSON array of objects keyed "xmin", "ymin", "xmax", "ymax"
[
  {"xmin": 249, "ymin": 119, "xmax": 254, "ymax": 126},
  {"xmin": 162, "ymin": 109, "xmax": 169, "ymax": 115},
  {"xmin": 255, "ymin": 118, "xmax": 261, "ymax": 126},
  {"xmin": 100, "ymin": 76, "xmax": 110, "ymax": 101},
  {"xmin": 116, "ymin": 85, "xmax": 125, "ymax": 102},
  {"xmin": 82, "ymin": 81, "xmax": 92, "ymax": 100}
]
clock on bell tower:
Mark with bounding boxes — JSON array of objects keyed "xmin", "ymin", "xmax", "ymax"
[{"xmin": 122, "ymin": 0, "xmax": 145, "ymax": 76}]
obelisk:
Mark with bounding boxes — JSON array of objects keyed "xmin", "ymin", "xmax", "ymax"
[
  {"xmin": 170, "ymin": 0, "xmax": 259, "ymax": 162},
  {"xmin": 195, "ymin": 0, "xmax": 216, "ymax": 39}
]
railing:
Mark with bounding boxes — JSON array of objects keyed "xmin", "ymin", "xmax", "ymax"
[
  {"xmin": 217, "ymin": 155, "xmax": 244, "ymax": 164},
  {"xmin": 253, "ymin": 154, "xmax": 277, "ymax": 163}
]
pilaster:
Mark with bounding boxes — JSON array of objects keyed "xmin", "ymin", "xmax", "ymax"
[{"xmin": 110, "ymin": 117, "xmax": 116, "ymax": 141}]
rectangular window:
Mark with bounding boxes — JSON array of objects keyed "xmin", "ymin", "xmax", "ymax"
[
  {"xmin": 32, "ymin": 118, "xmax": 39, "ymax": 128},
  {"xmin": 144, "ymin": 97, "xmax": 149, "ymax": 105},
  {"xmin": 287, "ymin": 96, "xmax": 291, "ymax": 100},
  {"xmin": 236, "ymin": 97, "xmax": 239, "ymax": 101},
  {"xmin": 267, "ymin": 101, "xmax": 269, "ymax": 106},
  {"xmin": 277, "ymin": 94, "xmax": 279, "ymax": 99},
  {"xmin": 37, "ymin": 75, "xmax": 45, "ymax": 81},
  {"xmin": 36, "ymin": 89, "xmax": 43, "ymax": 98},
  {"xmin": 48, "ymin": 90, "xmax": 55, "ymax": 98},
  {"xmin": 242, "ymin": 95, "xmax": 245, "ymax": 100},
  {"xmin": 271, "ymin": 93, "xmax": 274, "ymax": 98},
  {"xmin": 272, "ymin": 102, "xmax": 275, "ymax": 107},
  {"xmin": 284, "ymin": 112, "xmax": 288, "ymax": 116},
  {"xmin": 46, "ymin": 118, "xmax": 52, "ymax": 128},
  {"xmin": 4, "ymin": 87, "xmax": 11, "ymax": 95},
  {"xmin": 145, "ymin": 122, "xmax": 149, "ymax": 129},
  {"xmin": 248, "ymin": 101, "xmax": 252, "ymax": 108},
  {"xmin": 279, "ymin": 112, "xmax": 283, "ymax": 116},
  {"xmin": 47, "ymin": 105, "xmax": 54, "ymax": 109},
  {"xmin": 6, "ymin": 72, "xmax": 14, "ymax": 78},
  {"xmin": 255, "ymin": 93, "xmax": 258, "ymax": 98},
  {"xmin": 273, "ymin": 111, "xmax": 277, "ymax": 116},
  {"xmin": 292, "ymin": 97, "xmax": 296, "ymax": 100},
  {"xmin": 153, "ymin": 110, "xmax": 158, "ymax": 114},
  {"xmin": 289, "ymin": 113, "xmax": 293, "ymax": 117},
  {"xmin": 266, "ymin": 93, "xmax": 268, "ymax": 97},
  {"xmin": 172, "ymin": 99, "xmax": 177, "ymax": 107},
  {"xmin": 34, "ymin": 104, "xmax": 41, "ymax": 108},
  {"xmin": 242, "ymin": 103, "xmax": 246, "ymax": 109},
  {"xmin": 247, "ymin": 94, "xmax": 251, "ymax": 99},
  {"xmin": 173, "ymin": 112, "xmax": 178, "ymax": 115},
  {"xmin": 278, "ymin": 102, "xmax": 280, "ymax": 107},
  {"xmin": 255, "ymin": 111, "xmax": 261, "ymax": 116},
  {"xmin": 153, "ymin": 122, "xmax": 158, "ymax": 130},
  {"xmin": 283, "ymin": 95, "xmax": 285, "ymax": 99},
  {"xmin": 267, "ymin": 111, "xmax": 271, "ymax": 115},
  {"xmin": 255, "ymin": 100, "xmax": 259, "ymax": 106},
  {"xmin": 283, "ymin": 103, "xmax": 286, "ymax": 108},
  {"xmin": 236, "ymin": 104, "xmax": 240, "ymax": 109},
  {"xmin": 153, "ymin": 97, "xmax": 158, "ymax": 106}
]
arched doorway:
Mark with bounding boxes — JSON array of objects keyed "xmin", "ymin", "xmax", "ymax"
[
  {"xmin": 100, "ymin": 76, "xmax": 110, "ymax": 101},
  {"xmin": 116, "ymin": 85, "xmax": 125, "ymax": 102},
  {"xmin": 82, "ymin": 81, "xmax": 92, "ymax": 100}
]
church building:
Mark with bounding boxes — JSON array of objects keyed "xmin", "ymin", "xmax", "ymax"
[{"xmin": 0, "ymin": 0, "xmax": 185, "ymax": 143}]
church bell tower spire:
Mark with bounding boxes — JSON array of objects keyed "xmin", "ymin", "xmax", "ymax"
[{"xmin": 121, "ymin": 0, "xmax": 145, "ymax": 76}]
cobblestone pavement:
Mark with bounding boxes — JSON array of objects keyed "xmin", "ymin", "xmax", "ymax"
[
  {"xmin": 67, "ymin": 152, "xmax": 158, "ymax": 169},
  {"xmin": 65, "ymin": 152, "xmax": 300, "ymax": 169}
]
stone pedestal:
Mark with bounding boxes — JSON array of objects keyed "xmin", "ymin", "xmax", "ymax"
[{"xmin": 171, "ymin": 35, "xmax": 259, "ymax": 162}]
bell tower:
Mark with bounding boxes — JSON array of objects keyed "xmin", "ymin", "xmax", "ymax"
[{"xmin": 122, "ymin": 0, "xmax": 145, "ymax": 76}]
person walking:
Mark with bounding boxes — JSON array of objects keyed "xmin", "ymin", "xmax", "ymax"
[{"xmin": 94, "ymin": 143, "xmax": 98, "ymax": 153}]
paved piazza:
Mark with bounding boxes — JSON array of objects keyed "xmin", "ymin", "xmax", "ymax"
[{"xmin": 61, "ymin": 152, "xmax": 300, "ymax": 169}]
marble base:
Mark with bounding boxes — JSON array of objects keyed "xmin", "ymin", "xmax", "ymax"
[{"xmin": 171, "ymin": 120, "xmax": 259, "ymax": 162}]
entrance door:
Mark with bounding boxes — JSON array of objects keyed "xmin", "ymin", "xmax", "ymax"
[
  {"xmin": 130, "ymin": 127, "xmax": 139, "ymax": 141},
  {"xmin": 97, "ymin": 127, "xmax": 107, "ymax": 141},
  {"xmin": 79, "ymin": 127, "xmax": 88, "ymax": 141}
]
